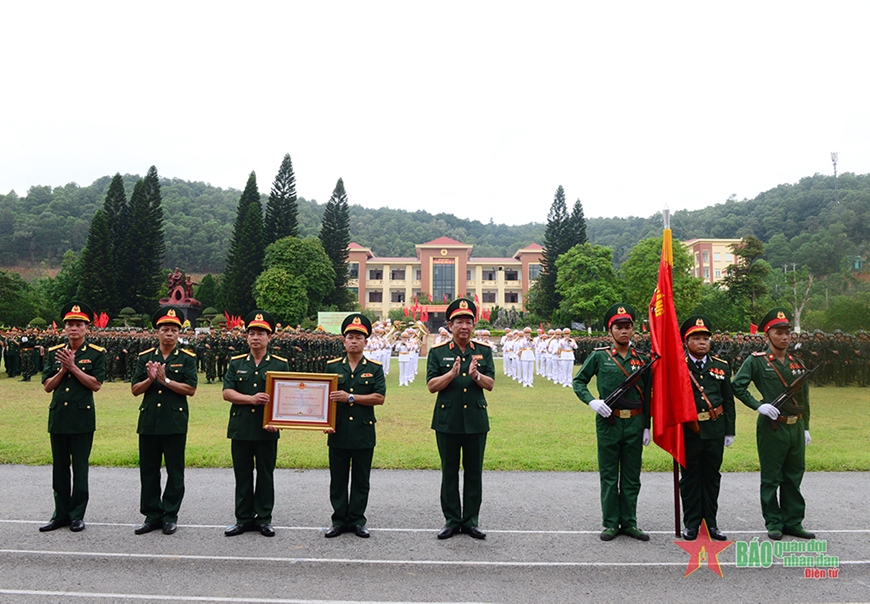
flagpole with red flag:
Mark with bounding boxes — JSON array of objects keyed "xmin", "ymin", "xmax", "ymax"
[{"xmin": 648, "ymin": 206, "xmax": 698, "ymax": 537}]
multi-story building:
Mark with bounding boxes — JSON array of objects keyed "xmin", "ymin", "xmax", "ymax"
[
  {"xmin": 682, "ymin": 238, "xmax": 742, "ymax": 284},
  {"xmin": 347, "ymin": 237, "xmax": 543, "ymax": 321}
]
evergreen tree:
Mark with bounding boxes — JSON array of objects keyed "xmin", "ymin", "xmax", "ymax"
[
  {"xmin": 76, "ymin": 210, "xmax": 118, "ymax": 313},
  {"xmin": 722, "ymin": 235, "xmax": 770, "ymax": 319},
  {"xmin": 102, "ymin": 173, "xmax": 127, "ymax": 314},
  {"xmin": 194, "ymin": 273, "xmax": 220, "ymax": 309},
  {"xmin": 319, "ymin": 178, "xmax": 352, "ymax": 309},
  {"xmin": 220, "ymin": 172, "xmax": 265, "ymax": 315},
  {"xmin": 264, "ymin": 153, "xmax": 298, "ymax": 244},
  {"xmin": 142, "ymin": 165, "xmax": 166, "ymax": 296},
  {"xmin": 566, "ymin": 198, "xmax": 587, "ymax": 249},
  {"xmin": 527, "ymin": 186, "xmax": 569, "ymax": 320}
]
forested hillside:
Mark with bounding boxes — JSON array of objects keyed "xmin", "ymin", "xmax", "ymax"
[{"xmin": 1, "ymin": 172, "xmax": 867, "ymax": 273}]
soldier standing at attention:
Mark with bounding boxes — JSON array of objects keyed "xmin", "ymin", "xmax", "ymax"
[
  {"xmin": 427, "ymin": 298, "xmax": 494, "ymax": 540},
  {"xmin": 323, "ymin": 313, "xmax": 386, "ymax": 538},
  {"xmin": 732, "ymin": 308, "xmax": 814, "ymax": 541},
  {"xmin": 573, "ymin": 303, "xmax": 651, "ymax": 542},
  {"xmin": 223, "ymin": 311, "xmax": 289, "ymax": 537},
  {"xmin": 39, "ymin": 302, "xmax": 105, "ymax": 532},
  {"xmin": 131, "ymin": 306, "xmax": 198, "ymax": 536},
  {"xmin": 678, "ymin": 316, "xmax": 735, "ymax": 541}
]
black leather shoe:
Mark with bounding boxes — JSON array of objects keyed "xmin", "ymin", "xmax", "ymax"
[
  {"xmin": 437, "ymin": 526, "xmax": 456, "ymax": 540},
  {"xmin": 682, "ymin": 527, "xmax": 698, "ymax": 541},
  {"xmin": 325, "ymin": 525, "xmax": 345, "ymax": 538},
  {"xmin": 39, "ymin": 519, "xmax": 70, "ymax": 532},
  {"xmin": 162, "ymin": 521, "xmax": 177, "ymax": 535},
  {"xmin": 767, "ymin": 529, "xmax": 783, "ymax": 540},
  {"xmin": 462, "ymin": 526, "xmax": 486, "ymax": 539},
  {"xmin": 70, "ymin": 519, "xmax": 85, "ymax": 532},
  {"xmin": 135, "ymin": 522, "xmax": 157, "ymax": 535},
  {"xmin": 225, "ymin": 523, "xmax": 255, "ymax": 536},
  {"xmin": 709, "ymin": 527, "xmax": 727, "ymax": 541},
  {"xmin": 258, "ymin": 524, "xmax": 275, "ymax": 537},
  {"xmin": 352, "ymin": 525, "xmax": 370, "ymax": 538},
  {"xmin": 783, "ymin": 527, "xmax": 815, "ymax": 539}
]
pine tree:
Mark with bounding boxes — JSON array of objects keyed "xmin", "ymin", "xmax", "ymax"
[
  {"xmin": 77, "ymin": 210, "xmax": 118, "ymax": 313},
  {"xmin": 101, "ymin": 174, "xmax": 128, "ymax": 314},
  {"xmin": 142, "ymin": 165, "xmax": 166, "ymax": 300},
  {"xmin": 567, "ymin": 198, "xmax": 588, "ymax": 249},
  {"xmin": 527, "ymin": 186, "xmax": 569, "ymax": 320},
  {"xmin": 220, "ymin": 172, "xmax": 265, "ymax": 315},
  {"xmin": 264, "ymin": 153, "xmax": 298, "ymax": 244},
  {"xmin": 319, "ymin": 178, "xmax": 352, "ymax": 310}
]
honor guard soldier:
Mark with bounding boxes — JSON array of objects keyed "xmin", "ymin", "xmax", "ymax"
[
  {"xmin": 573, "ymin": 303, "xmax": 652, "ymax": 542},
  {"xmin": 323, "ymin": 313, "xmax": 386, "ymax": 538},
  {"xmin": 223, "ymin": 311, "xmax": 290, "ymax": 537},
  {"xmin": 39, "ymin": 302, "xmax": 105, "ymax": 532},
  {"xmin": 732, "ymin": 308, "xmax": 815, "ymax": 541},
  {"xmin": 131, "ymin": 306, "xmax": 198, "ymax": 535},
  {"xmin": 427, "ymin": 298, "xmax": 494, "ymax": 540},
  {"xmin": 678, "ymin": 316, "xmax": 735, "ymax": 541}
]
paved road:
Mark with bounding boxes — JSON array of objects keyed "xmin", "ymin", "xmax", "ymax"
[{"xmin": 1, "ymin": 465, "xmax": 868, "ymax": 603}]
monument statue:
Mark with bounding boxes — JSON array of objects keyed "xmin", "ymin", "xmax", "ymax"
[{"xmin": 159, "ymin": 268, "xmax": 202, "ymax": 326}]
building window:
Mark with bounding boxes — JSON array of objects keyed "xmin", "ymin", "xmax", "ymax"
[
  {"xmin": 415, "ymin": 269, "xmax": 421, "ymax": 280},
  {"xmin": 695, "ymin": 252, "xmax": 700, "ymax": 265},
  {"xmin": 348, "ymin": 263, "xmax": 359, "ymax": 279},
  {"xmin": 702, "ymin": 251, "xmax": 709, "ymax": 263},
  {"xmin": 482, "ymin": 292, "xmax": 496, "ymax": 303},
  {"xmin": 390, "ymin": 291, "xmax": 405, "ymax": 303},
  {"xmin": 714, "ymin": 269, "xmax": 721, "ymax": 278},
  {"xmin": 725, "ymin": 253, "xmax": 733, "ymax": 262},
  {"xmin": 703, "ymin": 268, "xmax": 710, "ymax": 279},
  {"xmin": 432, "ymin": 259, "xmax": 455, "ymax": 303},
  {"xmin": 466, "ymin": 270, "xmax": 472, "ymax": 280},
  {"xmin": 504, "ymin": 292, "xmax": 518, "ymax": 304},
  {"xmin": 483, "ymin": 269, "xmax": 496, "ymax": 281},
  {"xmin": 528, "ymin": 264, "xmax": 542, "ymax": 280},
  {"xmin": 368, "ymin": 291, "xmax": 383, "ymax": 303},
  {"xmin": 714, "ymin": 252, "xmax": 721, "ymax": 262},
  {"xmin": 390, "ymin": 269, "xmax": 405, "ymax": 280},
  {"xmin": 504, "ymin": 269, "xmax": 518, "ymax": 281},
  {"xmin": 369, "ymin": 269, "xmax": 383, "ymax": 280}
]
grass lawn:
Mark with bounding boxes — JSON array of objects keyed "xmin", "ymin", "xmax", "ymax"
[{"xmin": 1, "ymin": 359, "xmax": 868, "ymax": 472}]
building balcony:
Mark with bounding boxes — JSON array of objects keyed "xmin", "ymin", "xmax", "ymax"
[
  {"xmin": 466, "ymin": 280, "xmax": 476, "ymax": 287},
  {"xmin": 390, "ymin": 279, "xmax": 406, "ymax": 286},
  {"xmin": 505, "ymin": 280, "xmax": 521, "ymax": 287},
  {"xmin": 482, "ymin": 279, "xmax": 497, "ymax": 286},
  {"xmin": 348, "ymin": 279, "xmax": 359, "ymax": 287},
  {"xmin": 368, "ymin": 279, "xmax": 383, "ymax": 287}
]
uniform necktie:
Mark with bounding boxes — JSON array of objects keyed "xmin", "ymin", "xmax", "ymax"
[{"xmin": 695, "ymin": 360, "xmax": 704, "ymax": 372}]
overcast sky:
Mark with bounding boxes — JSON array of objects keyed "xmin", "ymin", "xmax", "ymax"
[{"xmin": 3, "ymin": 1, "xmax": 868, "ymax": 226}]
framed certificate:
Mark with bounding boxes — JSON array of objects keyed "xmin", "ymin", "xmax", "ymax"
[{"xmin": 264, "ymin": 372, "xmax": 338, "ymax": 430}]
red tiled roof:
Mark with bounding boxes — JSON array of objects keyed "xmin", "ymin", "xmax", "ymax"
[{"xmin": 419, "ymin": 236, "xmax": 468, "ymax": 246}]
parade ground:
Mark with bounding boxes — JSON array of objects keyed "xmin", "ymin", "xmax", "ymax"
[{"xmin": 1, "ymin": 464, "xmax": 868, "ymax": 604}]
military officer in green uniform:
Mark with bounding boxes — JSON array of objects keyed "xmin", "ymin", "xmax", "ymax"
[
  {"xmin": 131, "ymin": 306, "xmax": 198, "ymax": 535},
  {"xmin": 223, "ymin": 311, "xmax": 289, "ymax": 538},
  {"xmin": 427, "ymin": 298, "xmax": 494, "ymax": 540},
  {"xmin": 573, "ymin": 303, "xmax": 652, "ymax": 542},
  {"xmin": 732, "ymin": 307, "xmax": 814, "ymax": 541},
  {"xmin": 322, "ymin": 313, "xmax": 386, "ymax": 538},
  {"xmin": 40, "ymin": 302, "xmax": 106, "ymax": 532},
  {"xmin": 678, "ymin": 315, "xmax": 735, "ymax": 541}
]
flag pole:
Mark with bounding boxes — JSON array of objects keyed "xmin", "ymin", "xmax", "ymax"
[{"xmin": 661, "ymin": 204, "xmax": 682, "ymax": 538}]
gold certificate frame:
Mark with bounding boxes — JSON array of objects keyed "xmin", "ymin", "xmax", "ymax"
[{"xmin": 264, "ymin": 372, "xmax": 338, "ymax": 430}]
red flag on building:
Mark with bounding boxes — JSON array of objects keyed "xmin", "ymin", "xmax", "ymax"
[
  {"xmin": 422, "ymin": 308, "xmax": 429, "ymax": 322},
  {"xmin": 648, "ymin": 227, "xmax": 697, "ymax": 468},
  {"xmin": 403, "ymin": 307, "xmax": 409, "ymax": 317},
  {"xmin": 749, "ymin": 323, "xmax": 758, "ymax": 335}
]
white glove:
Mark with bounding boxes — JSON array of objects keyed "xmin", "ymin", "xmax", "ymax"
[
  {"xmin": 724, "ymin": 435, "xmax": 735, "ymax": 448},
  {"xmin": 757, "ymin": 403, "xmax": 780, "ymax": 420},
  {"xmin": 589, "ymin": 399, "xmax": 612, "ymax": 418},
  {"xmin": 642, "ymin": 428, "xmax": 651, "ymax": 447},
  {"xmin": 805, "ymin": 431, "xmax": 811, "ymax": 446}
]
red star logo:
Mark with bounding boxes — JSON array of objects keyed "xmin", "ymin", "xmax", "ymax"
[{"xmin": 674, "ymin": 519, "xmax": 734, "ymax": 577}]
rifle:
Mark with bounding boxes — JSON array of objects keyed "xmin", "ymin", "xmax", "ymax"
[
  {"xmin": 603, "ymin": 353, "xmax": 660, "ymax": 412},
  {"xmin": 769, "ymin": 364, "xmax": 820, "ymax": 416}
]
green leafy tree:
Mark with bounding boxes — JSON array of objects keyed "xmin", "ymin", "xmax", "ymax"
[
  {"xmin": 194, "ymin": 273, "xmax": 220, "ymax": 309},
  {"xmin": 555, "ymin": 243, "xmax": 621, "ymax": 328},
  {"xmin": 0, "ymin": 269, "xmax": 36, "ymax": 326},
  {"xmin": 619, "ymin": 237, "xmax": 702, "ymax": 320},
  {"xmin": 264, "ymin": 153, "xmax": 298, "ymax": 244},
  {"xmin": 76, "ymin": 210, "xmax": 118, "ymax": 313},
  {"xmin": 722, "ymin": 235, "xmax": 769, "ymax": 319},
  {"xmin": 319, "ymin": 178, "xmax": 353, "ymax": 309},
  {"xmin": 527, "ymin": 186, "xmax": 569, "ymax": 320},
  {"xmin": 32, "ymin": 250, "xmax": 81, "ymax": 322},
  {"xmin": 220, "ymin": 172, "xmax": 265, "ymax": 315},
  {"xmin": 689, "ymin": 284, "xmax": 747, "ymax": 332},
  {"xmin": 255, "ymin": 236, "xmax": 335, "ymax": 321}
]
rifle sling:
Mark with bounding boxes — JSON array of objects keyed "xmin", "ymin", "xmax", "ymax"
[
  {"xmin": 606, "ymin": 349, "xmax": 645, "ymax": 403},
  {"xmin": 687, "ymin": 369, "xmax": 719, "ymax": 420}
]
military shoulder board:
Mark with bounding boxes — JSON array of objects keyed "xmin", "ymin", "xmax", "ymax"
[
  {"xmin": 139, "ymin": 347, "xmax": 156, "ymax": 356},
  {"xmin": 231, "ymin": 353, "xmax": 247, "ymax": 360},
  {"xmin": 181, "ymin": 349, "xmax": 197, "ymax": 357}
]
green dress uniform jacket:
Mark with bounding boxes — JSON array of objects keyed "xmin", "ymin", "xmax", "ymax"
[
  {"xmin": 573, "ymin": 345, "xmax": 651, "ymax": 531},
  {"xmin": 42, "ymin": 341, "xmax": 106, "ymax": 523},
  {"xmin": 133, "ymin": 345, "xmax": 198, "ymax": 526},
  {"xmin": 681, "ymin": 354, "xmax": 736, "ymax": 531},
  {"xmin": 732, "ymin": 349, "xmax": 811, "ymax": 534},
  {"xmin": 426, "ymin": 339, "xmax": 495, "ymax": 530},
  {"xmin": 223, "ymin": 352, "xmax": 290, "ymax": 526}
]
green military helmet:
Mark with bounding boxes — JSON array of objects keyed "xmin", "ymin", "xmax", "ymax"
[
  {"xmin": 244, "ymin": 310, "xmax": 276, "ymax": 333},
  {"xmin": 759, "ymin": 307, "xmax": 791, "ymax": 333},
  {"xmin": 604, "ymin": 303, "xmax": 637, "ymax": 328},
  {"xmin": 680, "ymin": 315, "xmax": 712, "ymax": 340},
  {"xmin": 152, "ymin": 306, "xmax": 185, "ymax": 329},
  {"xmin": 341, "ymin": 313, "xmax": 372, "ymax": 338},
  {"xmin": 61, "ymin": 301, "xmax": 94, "ymax": 324}
]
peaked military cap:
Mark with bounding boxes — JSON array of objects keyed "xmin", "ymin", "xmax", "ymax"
[
  {"xmin": 604, "ymin": 303, "xmax": 636, "ymax": 328},
  {"xmin": 680, "ymin": 315, "xmax": 712, "ymax": 340},
  {"xmin": 341, "ymin": 313, "xmax": 372, "ymax": 337},
  {"xmin": 61, "ymin": 301, "xmax": 93, "ymax": 323},
  {"xmin": 446, "ymin": 297, "xmax": 476, "ymax": 321},
  {"xmin": 152, "ymin": 305, "xmax": 184, "ymax": 328},
  {"xmin": 244, "ymin": 310, "xmax": 275, "ymax": 333},
  {"xmin": 760, "ymin": 307, "xmax": 791, "ymax": 333}
]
